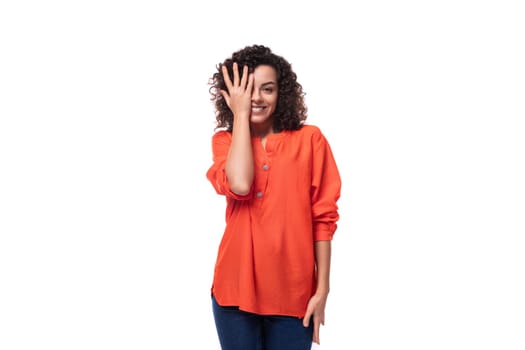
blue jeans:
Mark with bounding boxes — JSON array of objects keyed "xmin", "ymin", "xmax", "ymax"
[{"xmin": 212, "ymin": 295, "xmax": 313, "ymax": 350}]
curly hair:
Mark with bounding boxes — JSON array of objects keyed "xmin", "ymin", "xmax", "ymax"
[{"xmin": 209, "ymin": 45, "xmax": 307, "ymax": 132}]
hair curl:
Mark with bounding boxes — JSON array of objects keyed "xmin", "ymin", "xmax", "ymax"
[{"xmin": 209, "ymin": 45, "xmax": 307, "ymax": 132}]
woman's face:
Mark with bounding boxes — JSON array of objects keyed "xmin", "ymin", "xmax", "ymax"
[{"xmin": 250, "ymin": 65, "xmax": 278, "ymax": 130}]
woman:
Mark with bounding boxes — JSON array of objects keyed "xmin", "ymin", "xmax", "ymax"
[{"xmin": 206, "ymin": 44, "xmax": 341, "ymax": 350}]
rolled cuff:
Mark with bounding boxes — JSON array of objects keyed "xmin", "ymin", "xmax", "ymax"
[{"xmin": 313, "ymin": 222, "xmax": 337, "ymax": 241}]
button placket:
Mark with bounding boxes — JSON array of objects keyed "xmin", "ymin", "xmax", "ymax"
[{"xmin": 254, "ymin": 150, "xmax": 271, "ymax": 200}]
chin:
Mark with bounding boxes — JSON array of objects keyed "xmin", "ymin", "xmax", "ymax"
[{"xmin": 250, "ymin": 115, "xmax": 271, "ymax": 124}]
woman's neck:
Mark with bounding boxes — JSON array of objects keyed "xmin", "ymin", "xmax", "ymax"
[{"xmin": 250, "ymin": 125, "xmax": 274, "ymax": 138}]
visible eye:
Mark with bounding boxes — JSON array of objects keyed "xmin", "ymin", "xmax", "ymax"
[{"xmin": 263, "ymin": 87, "xmax": 274, "ymax": 93}]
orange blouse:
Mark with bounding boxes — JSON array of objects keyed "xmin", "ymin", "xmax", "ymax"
[{"xmin": 206, "ymin": 125, "xmax": 341, "ymax": 318}]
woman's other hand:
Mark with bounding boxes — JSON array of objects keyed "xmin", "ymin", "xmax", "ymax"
[{"xmin": 302, "ymin": 292, "xmax": 328, "ymax": 345}]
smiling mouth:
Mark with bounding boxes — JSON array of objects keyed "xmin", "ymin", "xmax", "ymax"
[{"xmin": 252, "ymin": 106, "xmax": 266, "ymax": 112}]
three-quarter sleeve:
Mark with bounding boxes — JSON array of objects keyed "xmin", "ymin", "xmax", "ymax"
[
  {"xmin": 310, "ymin": 128, "xmax": 342, "ymax": 241},
  {"xmin": 206, "ymin": 131, "xmax": 252, "ymax": 200}
]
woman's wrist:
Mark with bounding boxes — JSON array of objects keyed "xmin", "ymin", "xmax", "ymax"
[{"xmin": 315, "ymin": 286, "xmax": 330, "ymax": 297}]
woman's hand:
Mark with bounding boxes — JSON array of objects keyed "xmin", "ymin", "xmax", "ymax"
[
  {"xmin": 303, "ymin": 292, "xmax": 328, "ymax": 345},
  {"xmin": 220, "ymin": 62, "xmax": 254, "ymax": 118}
]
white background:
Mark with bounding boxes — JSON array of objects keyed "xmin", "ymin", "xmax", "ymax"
[{"xmin": 1, "ymin": 1, "xmax": 524, "ymax": 349}]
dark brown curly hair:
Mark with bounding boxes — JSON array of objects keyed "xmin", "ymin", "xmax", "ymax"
[{"xmin": 209, "ymin": 45, "xmax": 307, "ymax": 132}]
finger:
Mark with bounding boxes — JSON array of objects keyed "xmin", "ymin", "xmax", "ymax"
[
  {"xmin": 219, "ymin": 89, "xmax": 231, "ymax": 107},
  {"xmin": 313, "ymin": 319, "xmax": 320, "ymax": 344},
  {"xmin": 302, "ymin": 311, "xmax": 311, "ymax": 328},
  {"xmin": 221, "ymin": 65, "xmax": 233, "ymax": 91},
  {"xmin": 240, "ymin": 65, "xmax": 248, "ymax": 89},
  {"xmin": 232, "ymin": 62, "xmax": 240, "ymax": 86},
  {"xmin": 246, "ymin": 73, "xmax": 254, "ymax": 94}
]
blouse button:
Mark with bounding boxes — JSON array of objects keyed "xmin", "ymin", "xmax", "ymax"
[
  {"xmin": 262, "ymin": 164, "xmax": 269, "ymax": 171},
  {"xmin": 256, "ymin": 191, "xmax": 263, "ymax": 198}
]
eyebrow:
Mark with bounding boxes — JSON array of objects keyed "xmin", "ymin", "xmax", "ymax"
[{"xmin": 261, "ymin": 82, "xmax": 277, "ymax": 87}]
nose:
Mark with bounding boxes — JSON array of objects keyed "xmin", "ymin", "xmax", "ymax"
[{"xmin": 251, "ymin": 88, "xmax": 262, "ymax": 102}]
